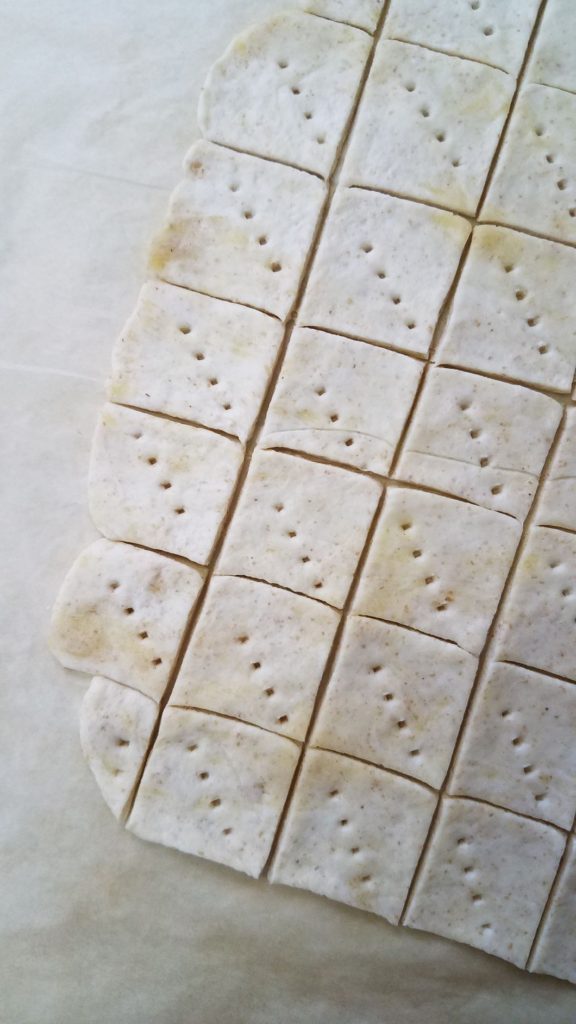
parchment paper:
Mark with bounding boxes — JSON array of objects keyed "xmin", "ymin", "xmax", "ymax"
[{"xmin": 2, "ymin": 2, "xmax": 576, "ymax": 1020}]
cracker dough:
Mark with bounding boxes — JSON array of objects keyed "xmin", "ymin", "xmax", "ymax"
[
  {"xmin": 48, "ymin": 0, "xmax": 576, "ymax": 989},
  {"xmin": 343, "ymin": 39, "xmax": 514, "ymax": 214}
]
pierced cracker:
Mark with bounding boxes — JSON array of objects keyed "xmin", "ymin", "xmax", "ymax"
[
  {"xmin": 482, "ymin": 84, "xmax": 576, "ymax": 246},
  {"xmin": 199, "ymin": 12, "xmax": 370, "ymax": 178},
  {"xmin": 80, "ymin": 676, "xmax": 157, "ymax": 819},
  {"xmin": 451, "ymin": 662, "xmax": 576, "ymax": 829},
  {"xmin": 89, "ymin": 404, "xmax": 242, "ymax": 565},
  {"xmin": 299, "ymin": 0, "xmax": 384, "ymax": 33},
  {"xmin": 49, "ymin": 539, "xmax": 202, "ymax": 700},
  {"xmin": 354, "ymin": 487, "xmax": 520, "ymax": 655},
  {"xmin": 530, "ymin": 836, "xmax": 576, "ymax": 984},
  {"xmin": 405, "ymin": 797, "xmax": 564, "ymax": 967},
  {"xmin": 342, "ymin": 40, "xmax": 514, "ymax": 214},
  {"xmin": 313, "ymin": 616, "xmax": 477, "ymax": 788},
  {"xmin": 218, "ymin": 449, "xmax": 381, "ymax": 608},
  {"xmin": 149, "ymin": 139, "xmax": 326, "ymax": 319},
  {"xmin": 438, "ymin": 225, "xmax": 576, "ymax": 392},
  {"xmin": 261, "ymin": 327, "xmax": 422, "ymax": 474},
  {"xmin": 128, "ymin": 707, "xmax": 299, "ymax": 877},
  {"xmin": 270, "ymin": 747, "xmax": 436, "ymax": 923},
  {"xmin": 301, "ymin": 187, "xmax": 469, "ymax": 355},
  {"xmin": 497, "ymin": 527, "xmax": 576, "ymax": 682},
  {"xmin": 529, "ymin": 0, "xmax": 576, "ymax": 94},
  {"xmin": 396, "ymin": 366, "xmax": 561, "ymax": 520},
  {"xmin": 171, "ymin": 576, "xmax": 339, "ymax": 741},
  {"xmin": 108, "ymin": 282, "xmax": 283, "ymax": 442},
  {"xmin": 537, "ymin": 408, "xmax": 576, "ymax": 531},
  {"xmin": 385, "ymin": 0, "xmax": 540, "ymax": 76}
]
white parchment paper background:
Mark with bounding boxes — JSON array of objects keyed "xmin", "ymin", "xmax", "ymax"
[{"xmin": 2, "ymin": 1, "xmax": 576, "ymax": 1020}]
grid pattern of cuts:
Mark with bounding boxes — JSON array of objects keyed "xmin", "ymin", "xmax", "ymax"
[{"xmin": 49, "ymin": 0, "xmax": 576, "ymax": 985}]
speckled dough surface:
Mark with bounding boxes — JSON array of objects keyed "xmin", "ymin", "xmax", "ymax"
[{"xmin": 50, "ymin": 1, "xmax": 576, "ymax": 990}]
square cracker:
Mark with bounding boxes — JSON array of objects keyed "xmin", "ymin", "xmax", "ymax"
[
  {"xmin": 261, "ymin": 327, "xmax": 422, "ymax": 474},
  {"xmin": 482, "ymin": 84, "xmax": 576, "ymax": 246},
  {"xmin": 49, "ymin": 539, "xmax": 202, "ymax": 701},
  {"xmin": 270, "ymin": 747, "xmax": 436, "ymax": 923},
  {"xmin": 438, "ymin": 225, "xmax": 576, "ymax": 392},
  {"xmin": 299, "ymin": 0, "xmax": 384, "ymax": 33},
  {"xmin": 108, "ymin": 282, "xmax": 283, "ymax": 442},
  {"xmin": 537, "ymin": 408, "xmax": 576, "ymax": 531},
  {"xmin": 496, "ymin": 527, "xmax": 576, "ymax": 682},
  {"xmin": 396, "ymin": 366, "xmax": 561, "ymax": 520},
  {"xmin": 450, "ymin": 662, "xmax": 576, "ymax": 829},
  {"xmin": 128, "ymin": 707, "xmax": 299, "ymax": 878},
  {"xmin": 218, "ymin": 449, "xmax": 381, "ymax": 608},
  {"xmin": 530, "ymin": 837, "xmax": 576, "ymax": 984},
  {"xmin": 301, "ymin": 187, "xmax": 470, "ymax": 356},
  {"xmin": 80, "ymin": 676, "xmax": 157, "ymax": 820},
  {"xmin": 171, "ymin": 575, "xmax": 339, "ymax": 741},
  {"xmin": 199, "ymin": 12, "xmax": 370, "ymax": 179},
  {"xmin": 313, "ymin": 615, "xmax": 477, "ymax": 788},
  {"xmin": 342, "ymin": 40, "xmax": 514, "ymax": 215},
  {"xmin": 148, "ymin": 139, "xmax": 326, "ymax": 320},
  {"xmin": 385, "ymin": 0, "xmax": 540, "ymax": 76},
  {"xmin": 405, "ymin": 796, "xmax": 564, "ymax": 967},
  {"xmin": 354, "ymin": 487, "xmax": 521, "ymax": 655},
  {"xmin": 89, "ymin": 403, "xmax": 242, "ymax": 565},
  {"xmin": 529, "ymin": 0, "xmax": 576, "ymax": 94}
]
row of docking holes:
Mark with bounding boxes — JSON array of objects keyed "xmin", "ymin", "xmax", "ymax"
[
  {"xmin": 327, "ymin": 789, "xmax": 373, "ymax": 882},
  {"xmin": 271, "ymin": 502, "xmax": 325, "ymax": 592},
  {"xmin": 401, "ymin": 82, "xmax": 462, "ymax": 170},
  {"xmin": 173, "ymin": 326, "xmax": 237, "ymax": 413},
  {"xmin": 399, "ymin": 521, "xmax": 455, "ymax": 614},
  {"xmin": 499, "ymin": 707, "xmax": 547, "ymax": 803},
  {"xmin": 532, "ymin": 126, "xmax": 576, "ymax": 219},
  {"xmin": 456, "ymin": 399, "xmax": 506, "ymax": 485},
  {"xmin": 107, "ymin": 580, "xmax": 162, "ymax": 670},
  {"xmin": 275, "ymin": 58, "xmax": 326, "ymax": 146},
  {"xmin": 548, "ymin": 559, "xmax": 576, "ymax": 622},
  {"xmin": 455, "ymin": 835, "xmax": 492, "ymax": 933},
  {"xmin": 227, "ymin": 182, "xmax": 282, "ymax": 272},
  {"xmin": 359, "ymin": 243, "xmax": 417, "ymax": 330},
  {"xmin": 234, "ymin": 632, "xmax": 290, "ymax": 726},
  {"xmin": 500, "ymin": 266, "xmax": 552, "ymax": 354}
]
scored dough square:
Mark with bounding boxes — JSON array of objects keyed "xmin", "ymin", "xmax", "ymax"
[
  {"xmin": 301, "ymin": 187, "xmax": 470, "ymax": 355},
  {"xmin": 171, "ymin": 576, "xmax": 339, "ymax": 741},
  {"xmin": 148, "ymin": 139, "xmax": 326, "ymax": 320},
  {"xmin": 128, "ymin": 707, "xmax": 300, "ymax": 878},
  {"xmin": 199, "ymin": 12, "xmax": 370, "ymax": 178},
  {"xmin": 537, "ymin": 408, "xmax": 576, "ymax": 530},
  {"xmin": 354, "ymin": 487, "xmax": 521, "ymax": 655},
  {"xmin": 438, "ymin": 225, "xmax": 576, "ymax": 392},
  {"xmin": 385, "ymin": 0, "xmax": 540, "ymax": 75},
  {"xmin": 313, "ymin": 616, "xmax": 477, "ymax": 788},
  {"xmin": 530, "ymin": 837, "xmax": 576, "ymax": 984},
  {"xmin": 497, "ymin": 527, "xmax": 576, "ymax": 683},
  {"xmin": 529, "ymin": 0, "xmax": 576, "ymax": 94},
  {"xmin": 270, "ymin": 747, "xmax": 436, "ymax": 923},
  {"xmin": 89, "ymin": 404, "xmax": 243, "ymax": 565},
  {"xmin": 218, "ymin": 449, "xmax": 381, "ymax": 608},
  {"xmin": 108, "ymin": 282, "xmax": 283, "ymax": 442},
  {"xmin": 482, "ymin": 84, "xmax": 576, "ymax": 246},
  {"xmin": 80, "ymin": 676, "xmax": 157, "ymax": 820},
  {"xmin": 405, "ymin": 797, "xmax": 564, "ymax": 967},
  {"xmin": 299, "ymin": 0, "xmax": 384, "ymax": 33},
  {"xmin": 342, "ymin": 40, "xmax": 514, "ymax": 215},
  {"xmin": 396, "ymin": 366, "xmax": 561, "ymax": 520},
  {"xmin": 450, "ymin": 662, "xmax": 576, "ymax": 829},
  {"xmin": 261, "ymin": 327, "xmax": 422, "ymax": 474},
  {"xmin": 49, "ymin": 539, "xmax": 203, "ymax": 701}
]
